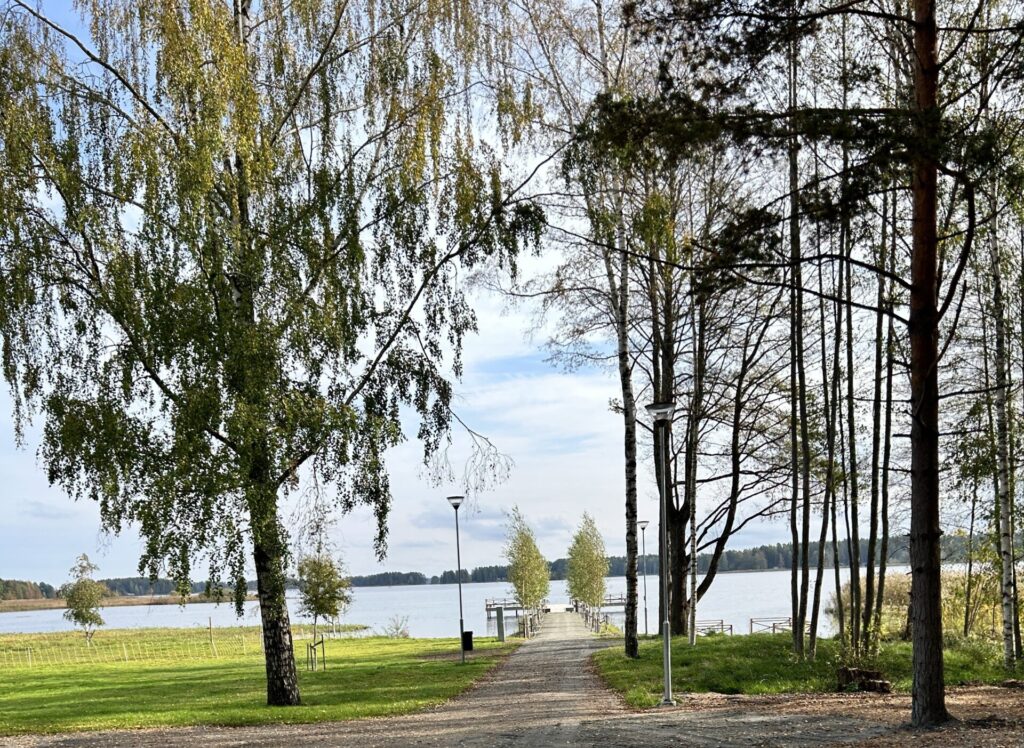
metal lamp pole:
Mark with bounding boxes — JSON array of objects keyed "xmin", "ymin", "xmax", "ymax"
[
  {"xmin": 646, "ymin": 401, "xmax": 676, "ymax": 707},
  {"xmin": 447, "ymin": 495, "xmax": 466, "ymax": 664},
  {"xmin": 638, "ymin": 520, "xmax": 649, "ymax": 637}
]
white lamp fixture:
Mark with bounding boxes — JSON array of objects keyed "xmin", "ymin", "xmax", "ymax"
[{"xmin": 645, "ymin": 402, "xmax": 675, "ymax": 422}]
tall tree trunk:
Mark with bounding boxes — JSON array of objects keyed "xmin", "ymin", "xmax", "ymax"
[
  {"xmin": 981, "ymin": 285, "xmax": 1003, "ymax": 631},
  {"xmin": 646, "ymin": 252, "xmax": 667, "ymax": 632},
  {"xmin": 670, "ymin": 494, "xmax": 686, "ymax": 637},
  {"xmin": 863, "ymin": 190, "xmax": 888, "ymax": 652},
  {"xmin": 789, "ymin": 268, "xmax": 801, "ymax": 655},
  {"xmin": 1016, "ymin": 223, "xmax": 1024, "ymax": 659},
  {"xmin": 1006, "ymin": 327, "xmax": 1022, "ymax": 659},
  {"xmin": 250, "ymin": 479, "xmax": 302, "ymax": 706},
  {"xmin": 831, "ymin": 454, "xmax": 846, "ymax": 647},
  {"xmin": 797, "ymin": 282, "xmax": 812, "ymax": 656},
  {"xmin": 810, "ymin": 257, "xmax": 840, "ymax": 658},
  {"xmin": 838, "ymin": 15, "xmax": 862, "ymax": 657},
  {"xmin": 990, "ymin": 192, "xmax": 1017, "ymax": 670},
  {"xmin": 659, "ymin": 268, "xmax": 683, "ymax": 637},
  {"xmin": 874, "ymin": 188, "xmax": 897, "ymax": 647},
  {"xmin": 908, "ymin": 0, "xmax": 948, "ymax": 724},
  {"xmin": 686, "ymin": 298, "xmax": 706, "ymax": 646},
  {"xmin": 606, "ymin": 230, "xmax": 640, "ymax": 658},
  {"xmin": 839, "ymin": 375, "xmax": 858, "ymax": 650},
  {"xmin": 787, "ymin": 33, "xmax": 804, "ymax": 658},
  {"xmin": 830, "ymin": 258, "xmax": 847, "ymax": 649},
  {"xmin": 964, "ymin": 481, "xmax": 977, "ymax": 638},
  {"xmin": 843, "ymin": 174, "xmax": 862, "ymax": 657}
]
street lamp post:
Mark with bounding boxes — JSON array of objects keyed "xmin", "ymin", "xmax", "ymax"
[
  {"xmin": 447, "ymin": 495, "xmax": 466, "ymax": 664},
  {"xmin": 638, "ymin": 520, "xmax": 649, "ymax": 637},
  {"xmin": 646, "ymin": 401, "xmax": 676, "ymax": 707}
]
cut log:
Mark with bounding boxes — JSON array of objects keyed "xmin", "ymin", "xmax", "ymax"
[{"xmin": 837, "ymin": 667, "xmax": 892, "ymax": 693}]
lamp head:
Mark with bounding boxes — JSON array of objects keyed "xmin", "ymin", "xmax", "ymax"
[
  {"xmin": 638, "ymin": 520, "xmax": 649, "ymax": 531},
  {"xmin": 447, "ymin": 495, "xmax": 465, "ymax": 510},
  {"xmin": 645, "ymin": 401, "xmax": 675, "ymax": 421}
]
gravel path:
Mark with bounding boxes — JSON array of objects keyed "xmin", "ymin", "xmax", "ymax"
[{"xmin": 6, "ymin": 612, "xmax": 1023, "ymax": 747}]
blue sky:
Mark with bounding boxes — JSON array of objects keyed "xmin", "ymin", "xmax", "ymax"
[
  {"xmin": 0, "ymin": 4, "xmax": 790, "ymax": 587},
  {"xmin": 0, "ymin": 278, "xmax": 789, "ymax": 586}
]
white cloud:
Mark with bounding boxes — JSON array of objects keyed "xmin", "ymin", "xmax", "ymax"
[{"xmin": 0, "ymin": 276, "xmax": 794, "ymax": 585}]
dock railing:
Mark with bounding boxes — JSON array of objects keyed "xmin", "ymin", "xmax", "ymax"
[
  {"xmin": 749, "ymin": 616, "xmax": 812, "ymax": 634},
  {"xmin": 694, "ymin": 619, "xmax": 733, "ymax": 635},
  {"xmin": 485, "ymin": 598, "xmax": 524, "ymax": 617}
]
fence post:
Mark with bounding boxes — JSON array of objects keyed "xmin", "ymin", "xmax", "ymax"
[{"xmin": 209, "ymin": 617, "xmax": 218, "ymax": 657}]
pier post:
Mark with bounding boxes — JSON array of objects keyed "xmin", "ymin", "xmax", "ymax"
[{"xmin": 496, "ymin": 607, "xmax": 505, "ymax": 642}]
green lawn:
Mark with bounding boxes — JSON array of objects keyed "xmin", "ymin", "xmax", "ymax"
[
  {"xmin": 0, "ymin": 627, "xmax": 517, "ymax": 735},
  {"xmin": 593, "ymin": 633, "xmax": 1018, "ymax": 708}
]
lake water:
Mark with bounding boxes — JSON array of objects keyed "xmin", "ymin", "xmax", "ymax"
[{"xmin": 1, "ymin": 566, "xmax": 890, "ymax": 637}]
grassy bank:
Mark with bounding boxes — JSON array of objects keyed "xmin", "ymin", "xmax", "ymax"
[
  {"xmin": 594, "ymin": 633, "xmax": 1018, "ymax": 707},
  {"xmin": 0, "ymin": 627, "xmax": 516, "ymax": 735}
]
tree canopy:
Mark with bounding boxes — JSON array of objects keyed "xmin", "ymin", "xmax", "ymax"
[
  {"xmin": 566, "ymin": 512, "xmax": 608, "ymax": 609},
  {"xmin": 0, "ymin": 0, "xmax": 542, "ymax": 705},
  {"xmin": 504, "ymin": 506, "xmax": 550, "ymax": 620}
]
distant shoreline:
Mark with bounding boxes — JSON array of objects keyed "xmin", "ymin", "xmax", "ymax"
[
  {"xmin": 0, "ymin": 593, "xmax": 258, "ymax": 613},
  {"xmin": 0, "ymin": 563, "xmax": 919, "ymax": 611}
]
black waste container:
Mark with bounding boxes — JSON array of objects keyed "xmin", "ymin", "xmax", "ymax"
[{"xmin": 461, "ymin": 631, "xmax": 474, "ymax": 651}]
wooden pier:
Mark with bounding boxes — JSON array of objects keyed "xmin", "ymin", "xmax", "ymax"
[{"xmin": 485, "ymin": 598, "xmax": 551, "ymax": 618}]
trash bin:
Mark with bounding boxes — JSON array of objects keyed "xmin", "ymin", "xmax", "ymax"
[{"xmin": 461, "ymin": 631, "xmax": 474, "ymax": 651}]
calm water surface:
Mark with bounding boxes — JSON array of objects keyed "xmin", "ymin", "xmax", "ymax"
[{"xmin": 2, "ymin": 567, "xmax": 895, "ymax": 637}]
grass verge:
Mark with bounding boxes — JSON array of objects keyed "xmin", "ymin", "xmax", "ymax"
[
  {"xmin": 593, "ymin": 633, "xmax": 1019, "ymax": 708},
  {"xmin": 0, "ymin": 627, "xmax": 517, "ymax": 735}
]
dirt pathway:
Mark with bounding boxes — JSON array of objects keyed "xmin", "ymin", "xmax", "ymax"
[{"xmin": 7, "ymin": 612, "xmax": 1023, "ymax": 746}]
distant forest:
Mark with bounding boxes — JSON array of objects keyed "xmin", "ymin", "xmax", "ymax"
[
  {"xmin": 0, "ymin": 579, "xmax": 57, "ymax": 600},
  {"xmin": 0, "ymin": 534, "xmax": 983, "ymax": 600},
  {"xmin": 350, "ymin": 571, "xmax": 428, "ymax": 587},
  {"xmin": 430, "ymin": 533, "xmax": 977, "ymax": 585}
]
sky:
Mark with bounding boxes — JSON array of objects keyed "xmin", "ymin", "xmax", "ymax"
[
  {"xmin": 0, "ymin": 4, "xmax": 793, "ymax": 587},
  {"xmin": 0, "ymin": 270, "xmax": 793, "ymax": 585}
]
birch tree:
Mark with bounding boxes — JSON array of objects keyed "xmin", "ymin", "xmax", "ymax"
[
  {"xmin": 60, "ymin": 554, "xmax": 108, "ymax": 644},
  {"xmin": 0, "ymin": 0, "xmax": 540, "ymax": 705},
  {"xmin": 567, "ymin": 511, "xmax": 609, "ymax": 620},
  {"xmin": 505, "ymin": 506, "xmax": 550, "ymax": 635}
]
